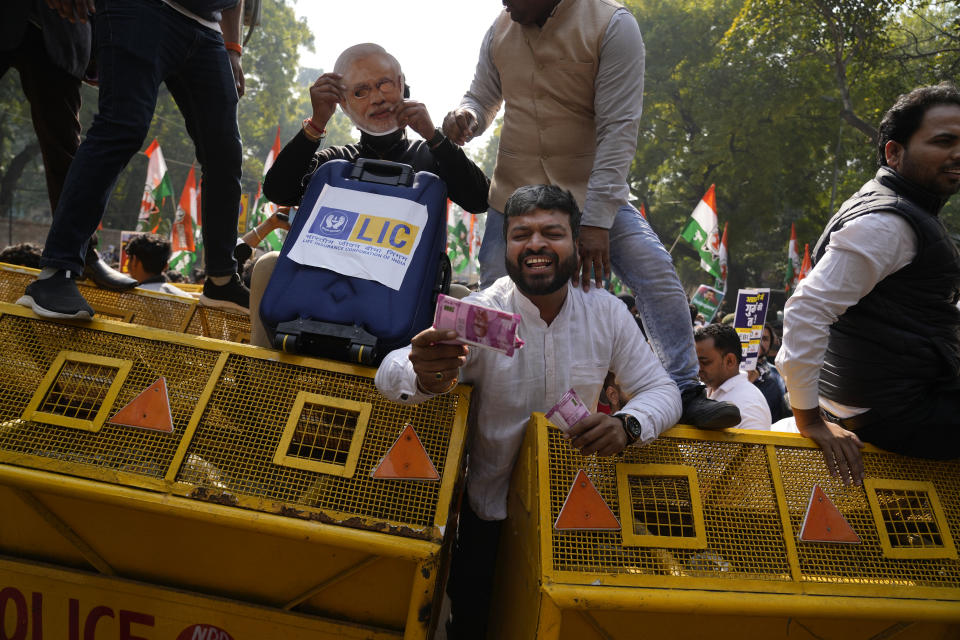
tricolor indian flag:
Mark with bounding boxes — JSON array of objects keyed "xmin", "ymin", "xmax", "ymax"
[
  {"xmin": 138, "ymin": 139, "xmax": 174, "ymax": 233},
  {"xmin": 680, "ymin": 184, "xmax": 722, "ymax": 280}
]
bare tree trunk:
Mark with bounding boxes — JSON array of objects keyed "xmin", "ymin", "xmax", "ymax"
[{"xmin": 0, "ymin": 141, "xmax": 41, "ymax": 227}]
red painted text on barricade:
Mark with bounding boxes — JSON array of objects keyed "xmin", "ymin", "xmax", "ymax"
[
  {"xmin": 0, "ymin": 586, "xmax": 230, "ymax": 640},
  {"xmin": 0, "ymin": 587, "xmax": 154, "ymax": 640}
]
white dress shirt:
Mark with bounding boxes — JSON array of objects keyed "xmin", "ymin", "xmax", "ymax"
[
  {"xmin": 706, "ymin": 372, "xmax": 772, "ymax": 430},
  {"xmin": 375, "ymin": 277, "xmax": 681, "ymax": 521},
  {"xmin": 776, "ymin": 212, "xmax": 917, "ymax": 415},
  {"xmin": 137, "ymin": 280, "xmax": 193, "ymax": 298},
  {"xmin": 459, "ymin": 9, "xmax": 645, "ymax": 229}
]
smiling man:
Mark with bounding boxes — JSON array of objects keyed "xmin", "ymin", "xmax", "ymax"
[
  {"xmin": 777, "ymin": 83, "xmax": 960, "ymax": 485},
  {"xmin": 375, "ymin": 184, "xmax": 680, "ymax": 639}
]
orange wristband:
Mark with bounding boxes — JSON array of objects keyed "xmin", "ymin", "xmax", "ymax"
[{"xmin": 224, "ymin": 41, "xmax": 242, "ymax": 55}]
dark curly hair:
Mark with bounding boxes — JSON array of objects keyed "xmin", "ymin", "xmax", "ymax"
[
  {"xmin": 502, "ymin": 184, "xmax": 582, "ymax": 241},
  {"xmin": 125, "ymin": 233, "xmax": 171, "ymax": 276},
  {"xmin": 877, "ymin": 82, "xmax": 960, "ymax": 167},
  {"xmin": 694, "ymin": 323, "xmax": 742, "ymax": 364},
  {"xmin": 0, "ymin": 242, "xmax": 43, "ymax": 268}
]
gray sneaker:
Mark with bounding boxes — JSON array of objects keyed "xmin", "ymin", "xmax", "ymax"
[{"xmin": 17, "ymin": 270, "xmax": 95, "ymax": 319}]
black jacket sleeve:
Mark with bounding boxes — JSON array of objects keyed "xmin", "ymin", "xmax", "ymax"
[
  {"xmin": 427, "ymin": 139, "xmax": 490, "ymax": 214},
  {"xmin": 262, "ymin": 130, "xmax": 350, "ymax": 206}
]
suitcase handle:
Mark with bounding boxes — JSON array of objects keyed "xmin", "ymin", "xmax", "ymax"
[{"xmin": 349, "ymin": 158, "xmax": 414, "ymax": 187}]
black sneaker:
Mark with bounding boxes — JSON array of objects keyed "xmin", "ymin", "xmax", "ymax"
[
  {"xmin": 679, "ymin": 385, "xmax": 741, "ymax": 429},
  {"xmin": 17, "ymin": 270, "xmax": 95, "ymax": 319},
  {"xmin": 199, "ymin": 273, "xmax": 250, "ymax": 313}
]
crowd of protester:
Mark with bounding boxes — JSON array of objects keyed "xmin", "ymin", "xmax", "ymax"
[{"xmin": 2, "ymin": 0, "xmax": 957, "ymax": 637}]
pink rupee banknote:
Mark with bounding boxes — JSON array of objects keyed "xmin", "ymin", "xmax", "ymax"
[
  {"xmin": 545, "ymin": 388, "xmax": 591, "ymax": 433},
  {"xmin": 433, "ymin": 294, "xmax": 525, "ymax": 357}
]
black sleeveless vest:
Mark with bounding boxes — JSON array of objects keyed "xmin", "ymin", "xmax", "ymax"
[{"xmin": 814, "ymin": 167, "xmax": 960, "ymax": 409}]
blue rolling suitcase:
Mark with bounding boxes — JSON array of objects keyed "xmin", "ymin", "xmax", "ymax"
[{"xmin": 259, "ymin": 158, "xmax": 451, "ymax": 365}]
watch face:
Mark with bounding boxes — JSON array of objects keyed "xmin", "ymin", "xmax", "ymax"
[{"xmin": 619, "ymin": 414, "xmax": 642, "ymax": 441}]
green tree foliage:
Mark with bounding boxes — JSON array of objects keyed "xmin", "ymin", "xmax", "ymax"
[{"xmin": 627, "ymin": 0, "xmax": 959, "ymax": 312}]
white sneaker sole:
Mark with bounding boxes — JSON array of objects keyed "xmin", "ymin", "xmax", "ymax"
[
  {"xmin": 16, "ymin": 295, "xmax": 94, "ymax": 320},
  {"xmin": 198, "ymin": 294, "xmax": 249, "ymax": 315}
]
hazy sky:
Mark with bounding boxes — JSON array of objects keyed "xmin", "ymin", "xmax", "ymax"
[{"xmin": 293, "ymin": 0, "xmax": 504, "ymax": 148}]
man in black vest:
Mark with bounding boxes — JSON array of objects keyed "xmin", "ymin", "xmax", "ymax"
[{"xmin": 778, "ymin": 83, "xmax": 960, "ymax": 484}]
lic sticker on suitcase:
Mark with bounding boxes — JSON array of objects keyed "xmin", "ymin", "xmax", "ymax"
[{"xmin": 287, "ymin": 184, "xmax": 429, "ymax": 290}]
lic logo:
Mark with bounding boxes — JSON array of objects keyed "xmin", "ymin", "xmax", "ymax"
[{"xmin": 311, "ymin": 207, "xmax": 357, "ymax": 239}]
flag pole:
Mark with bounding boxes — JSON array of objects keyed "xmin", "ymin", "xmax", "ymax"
[{"xmin": 668, "ymin": 233, "xmax": 683, "ymax": 254}]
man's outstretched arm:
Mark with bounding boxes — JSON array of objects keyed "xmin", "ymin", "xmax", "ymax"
[{"xmin": 442, "ymin": 24, "xmax": 502, "ymax": 145}]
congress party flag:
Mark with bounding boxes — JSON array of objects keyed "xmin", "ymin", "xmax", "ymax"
[
  {"xmin": 138, "ymin": 139, "xmax": 174, "ymax": 233},
  {"xmin": 680, "ymin": 184, "xmax": 721, "ymax": 279},
  {"xmin": 171, "ymin": 164, "xmax": 197, "ymax": 253}
]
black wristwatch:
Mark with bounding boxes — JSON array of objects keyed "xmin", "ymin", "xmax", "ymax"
[
  {"xmin": 615, "ymin": 413, "xmax": 642, "ymax": 445},
  {"xmin": 427, "ymin": 128, "xmax": 445, "ymax": 149}
]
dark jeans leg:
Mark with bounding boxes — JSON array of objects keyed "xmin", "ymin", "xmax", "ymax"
[
  {"xmin": 446, "ymin": 496, "xmax": 503, "ymax": 640},
  {"xmin": 856, "ymin": 391, "xmax": 960, "ymax": 459},
  {"xmin": 40, "ymin": 0, "xmax": 182, "ymax": 273},
  {"xmin": 10, "ymin": 25, "xmax": 82, "ymax": 213},
  {"xmin": 166, "ymin": 28, "xmax": 241, "ymax": 277}
]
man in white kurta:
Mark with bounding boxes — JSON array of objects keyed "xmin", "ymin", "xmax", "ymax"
[{"xmin": 375, "ymin": 185, "xmax": 680, "ymax": 639}]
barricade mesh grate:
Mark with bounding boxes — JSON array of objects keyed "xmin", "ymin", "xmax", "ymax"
[
  {"xmin": 0, "ymin": 308, "xmax": 466, "ymax": 538},
  {"xmin": 177, "ymin": 354, "xmax": 462, "ymax": 530},
  {"xmin": 0, "ymin": 265, "xmax": 251, "ymax": 342},
  {"xmin": 287, "ymin": 403, "xmax": 359, "ymax": 466},
  {"xmin": 185, "ymin": 307, "xmax": 252, "ymax": 343},
  {"xmin": 37, "ymin": 360, "xmax": 119, "ymax": 422},
  {"xmin": 0, "ymin": 314, "xmax": 215, "ymax": 478},
  {"xmin": 777, "ymin": 448, "xmax": 960, "ymax": 587},
  {"xmin": 547, "ymin": 427, "xmax": 791, "ymax": 580},
  {"xmin": 874, "ymin": 488, "xmax": 943, "ymax": 549},
  {"xmin": 0, "ymin": 265, "xmax": 193, "ymax": 331},
  {"xmin": 625, "ymin": 474, "xmax": 696, "ymax": 538}
]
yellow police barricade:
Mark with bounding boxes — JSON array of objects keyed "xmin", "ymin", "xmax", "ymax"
[
  {"xmin": 0, "ymin": 263, "xmax": 251, "ymax": 343},
  {"xmin": 0, "ymin": 302, "xmax": 469, "ymax": 639},
  {"xmin": 490, "ymin": 413, "xmax": 960, "ymax": 640}
]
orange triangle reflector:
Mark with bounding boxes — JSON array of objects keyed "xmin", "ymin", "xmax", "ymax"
[
  {"xmin": 108, "ymin": 377, "xmax": 173, "ymax": 433},
  {"xmin": 799, "ymin": 484, "xmax": 860, "ymax": 544},
  {"xmin": 554, "ymin": 469, "xmax": 620, "ymax": 531},
  {"xmin": 372, "ymin": 424, "xmax": 439, "ymax": 481}
]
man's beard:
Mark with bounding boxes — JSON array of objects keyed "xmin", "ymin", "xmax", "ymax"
[{"xmin": 505, "ymin": 248, "xmax": 578, "ymax": 296}]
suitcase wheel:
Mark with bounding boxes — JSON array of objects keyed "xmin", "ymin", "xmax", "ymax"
[
  {"xmin": 350, "ymin": 343, "xmax": 375, "ymax": 365},
  {"xmin": 274, "ymin": 332, "xmax": 298, "ymax": 353}
]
